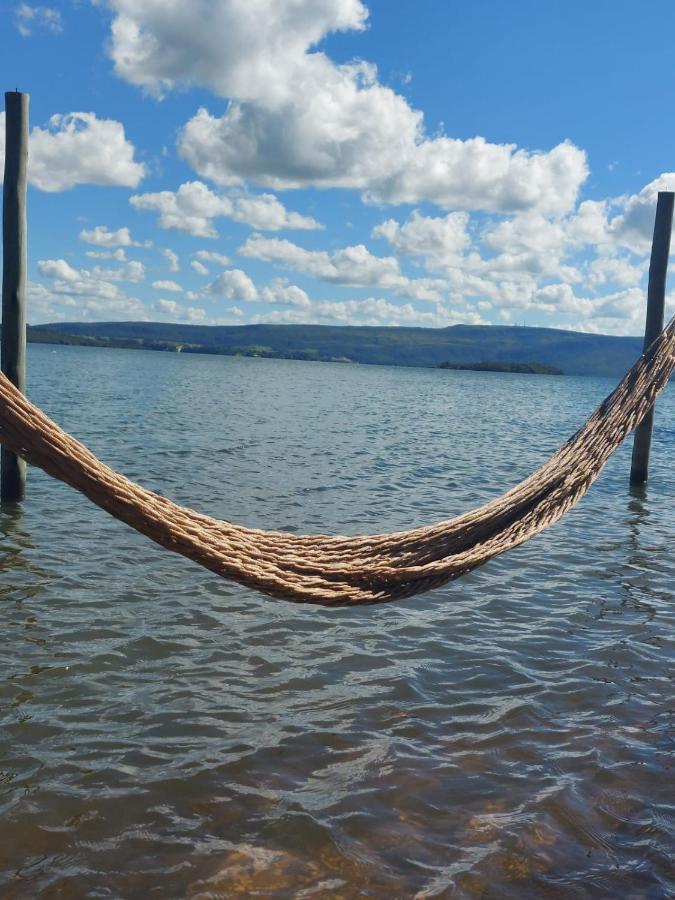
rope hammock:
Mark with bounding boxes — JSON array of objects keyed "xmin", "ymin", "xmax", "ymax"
[{"xmin": 1, "ymin": 317, "xmax": 674, "ymax": 607}]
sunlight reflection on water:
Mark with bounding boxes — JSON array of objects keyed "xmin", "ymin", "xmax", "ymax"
[{"xmin": 1, "ymin": 344, "xmax": 674, "ymax": 898}]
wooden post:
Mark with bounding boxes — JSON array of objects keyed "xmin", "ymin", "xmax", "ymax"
[
  {"xmin": 629, "ymin": 190, "xmax": 674, "ymax": 484},
  {"xmin": 1, "ymin": 91, "xmax": 29, "ymax": 502}
]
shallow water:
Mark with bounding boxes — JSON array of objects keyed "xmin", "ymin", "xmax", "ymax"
[{"xmin": 1, "ymin": 344, "xmax": 674, "ymax": 898}]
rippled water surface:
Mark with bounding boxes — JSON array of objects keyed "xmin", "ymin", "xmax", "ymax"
[{"xmin": 1, "ymin": 344, "xmax": 674, "ymax": 898}]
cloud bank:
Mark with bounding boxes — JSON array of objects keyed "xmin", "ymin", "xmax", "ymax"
[{"xmin": 105, "ymin": 0, "xmax": 587, "ymax": 214}]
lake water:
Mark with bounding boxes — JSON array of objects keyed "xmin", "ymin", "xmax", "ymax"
[{"xmin": 1, "ymin": 343, "xmax": 674, "ymax": 898}]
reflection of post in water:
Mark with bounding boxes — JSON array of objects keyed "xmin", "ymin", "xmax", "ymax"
[
  {"xmin": 627, "ymin": 480, "xmax": 650, "ymax": 534},
  {"xmin": 0, "ymin": 503, "xmax": 46, "ymax": 591},
  {"xmin": 617, "ymin": 484, "xmax": 658, "ymax": 619}
]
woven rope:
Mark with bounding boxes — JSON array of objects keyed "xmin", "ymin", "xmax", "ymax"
[{"xmin": 1, "ymin": 318, "xmax": 674, "ymax": 606}]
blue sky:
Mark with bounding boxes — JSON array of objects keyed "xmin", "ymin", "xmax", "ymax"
[{"xmin": 3, "ymin": 0, "xmax": 675, "ymax": 334}]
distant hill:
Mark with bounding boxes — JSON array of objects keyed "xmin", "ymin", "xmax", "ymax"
[{"xmin": 26, "ymin": 320, "xmax": 646, "ymax": 377}]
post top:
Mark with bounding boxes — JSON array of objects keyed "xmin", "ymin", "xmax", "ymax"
[{"xmin": 4, "ymin": 91, "xmax": 30, "ymax": 102}]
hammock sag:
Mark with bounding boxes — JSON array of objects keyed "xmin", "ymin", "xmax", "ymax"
[{"xmin": 0, "ymin": 316, "xmax": 674, "ymax": 605}]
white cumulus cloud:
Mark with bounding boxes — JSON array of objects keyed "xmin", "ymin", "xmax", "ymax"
[
  {"xmin": 79, "ymin": 225, "xmax": 147, "ymax": 247},
  {"xmin": 160, "ymin": 247, "xmax": 180, "ymax": 271},
  {"xmin": 208, "ymin": 268, "xmax": 259, "ymax": 301},
  {"xmin": 260, "ymin": 279, "xmax": 311, "ymax": 307},
  {"xmin": 607, "ymin": 173, "xmax": 675, "ymax": 253},
  {"xmin": 232, "ymin": 193, "xmax": 322, "ymax": 231},
  {"xmin": 0, "ymin": 112, "xmax": 146, "ymax": 192},
  {"xmin": 91, "ymin": 260, "xmax": 146, "ymax": 283},
  {"xmin": 15, "ymin": 4, "xmax": 62, "ymax": 37},
  {"xmin": 38, "ymin": 259, "xmax": 80, "ymax": 282},
  {"xmin": 36, "ymin": 258, "xmax": 147, "ymax": 320},
  {"xmin": 130, "ymin": 181, "xmax": 232, "ymax": 237},
  {"xmin": 195, "ymin": 249, "xmax": 231, "ymax": 266},
  {"xmin": 85, "ymin": 248, "xmax": 128, "ymax": 261},
  {"xmin": 156, "ymin": 298, "xmax": 179, "ymax": 315},
  {"xmin": 130, "ymin": 180, "xmax": 321, "ymax": 237},
  {"xmin": 155, "ymin": 299, "xmax": 208, "ymax": 323},
  {"xmin": 104, "ymin": 0, "xmax": 587, "ymax": 215},
  {"xmin": 239, "ymin": 234, "xmax": 445, "ymax": 300},
  {"xmin": 373, "ymin": 210, "xmax": 470, "ymax": 269}
]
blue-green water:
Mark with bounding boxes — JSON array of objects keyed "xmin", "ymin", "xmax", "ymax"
[{"xmin": 1, "ymin": 344, "xmax": 674, "ymax": 898}]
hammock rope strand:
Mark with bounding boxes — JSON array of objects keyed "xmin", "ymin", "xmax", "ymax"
[{"xmin": 0, "ymin": 316, "xmax": 673, "ymax": 606}]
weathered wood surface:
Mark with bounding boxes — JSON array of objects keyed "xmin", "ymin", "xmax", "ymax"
[
  {"xmin": 1, "ymin": 91, "xmax": 29, "ymax": 502},
  {"xmin": 630, "ymin": 191, "xmax": 674, "ymax": 484}
]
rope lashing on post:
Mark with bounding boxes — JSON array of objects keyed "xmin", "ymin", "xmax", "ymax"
[{"xmin": 1, "ymin": 316, "xmax": 674, "ymax": 606}]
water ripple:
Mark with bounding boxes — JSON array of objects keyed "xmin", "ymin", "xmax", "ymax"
[{"xmin": 1, "ymin": 346, "xmax": 673, "ymax": 897}]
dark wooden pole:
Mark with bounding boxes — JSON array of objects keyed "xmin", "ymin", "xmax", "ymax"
[
  {"xmin": 1, "ymin": 91, "xmax": 29, "ymax": 502},
  {"xmin": 629, "ymin": 190, "xmax": 674, "ymax": 484}
]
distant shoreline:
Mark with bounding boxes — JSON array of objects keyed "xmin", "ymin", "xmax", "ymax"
[
  {"xmin": 26, "ymin": 329, "xmax": 566, "ymax": 375},
  {"xmin": 438, "ymin": 360, "xmax": 563, "ymax": 375},
  {"xmin": 15, "ymin": 320, "xmax": 646, "ymax": 378}
]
